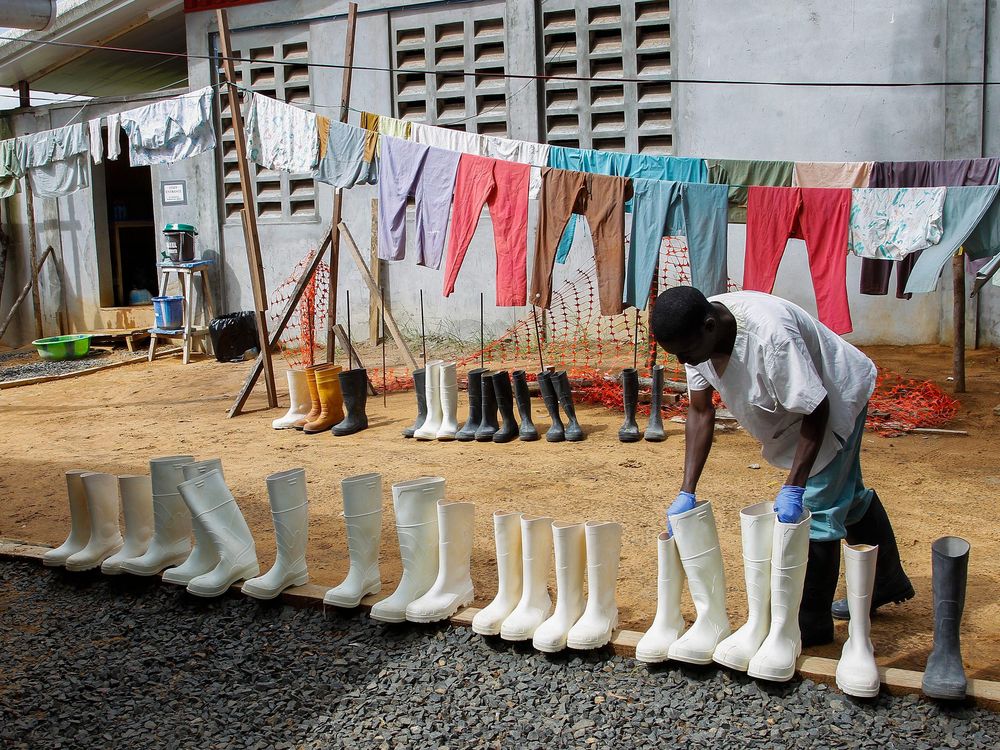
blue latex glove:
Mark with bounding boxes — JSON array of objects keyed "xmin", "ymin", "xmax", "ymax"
[
  {"xmin": 774, "ymin": 485, "xmax": 805, "ymax": 524},
  {"xmin": 666, "ymin": 491, "xmax": 697, "ymax": 535}
]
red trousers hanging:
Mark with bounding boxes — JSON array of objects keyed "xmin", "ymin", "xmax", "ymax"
[{"xmin": 744, "ymin": 186, "xmax": 853, "ymax": 334}]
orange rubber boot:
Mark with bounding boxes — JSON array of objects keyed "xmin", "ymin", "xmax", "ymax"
[{"xmin": 304, "ymin": 365, "xmax": 344, "ymax": 433}]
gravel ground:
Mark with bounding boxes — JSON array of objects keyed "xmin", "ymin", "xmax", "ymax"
[
  {"xmin": 1, "ymin": 559, "xmax": 997, "ymax": 750},
  {"xmin": 0, "ymin": 349, "xmax": 144, "ymax": 383}
]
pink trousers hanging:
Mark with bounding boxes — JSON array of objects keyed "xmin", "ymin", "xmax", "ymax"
[
  {"xmin": 442, "ymin": 154, "xmax": 531, "ymax": 306},
  {"xmin": 744, "ymin": 186, "xmax": 853, "ymax": 334}
]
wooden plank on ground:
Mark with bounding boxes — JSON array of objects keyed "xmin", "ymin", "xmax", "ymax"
[{"xmin": 0, "ymin": 347, "xmax": 180, "ymax": 390}]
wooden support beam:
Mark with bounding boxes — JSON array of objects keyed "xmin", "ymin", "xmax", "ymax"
[
  {"xmin": 0, "ymin": 245, "xmax": 52, "ymax": 341},
  {"xmin": 952, "ymin": 250, "xmax": 966, "ymax": 393},
  {"xmin": 17, "ymin": 80, "xmax": 29, "ymax": 108},
  {"xmin": 217, "ymin": 8, "xmax": 277, "ymax": 409},
  {"xmin": 339, "ymin": 220, "xmax": 419, "ymax": 371},
  {"xmin": 23, "ymin": 183, "xmax": 43, "ymax": 340},
  {"xmin": 368, "ymin": 197, "xmax": 381, "ymax": 345}
]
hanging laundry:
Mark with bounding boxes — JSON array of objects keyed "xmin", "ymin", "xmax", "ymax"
[
  {"xmin": 0, "ymin": 139, "xmax": 21, "ymax": 199},
  {"xmin": 87, "ymin": 118, "xmax": 103, "ymax": 165},
  {"xmin": 531, "ymin": 167, "xmax": 633, "ymax": 316},
  {"xmin": 315, "ymin": 118, "xmax": 377, "ymax": 188},
  {"xmin": 119, "ymin": 87, "xmax": 216, "ymax": 167},
  {"xmin": 904, "ymin": 186, "xmax": 1000, "ymax": 294},
  {"xmin": 17, "ymin": 122, "xmax": 90, "ymax": 198},
  {"xmin": 360, "ymin": 111, "xmax": 411, "ymax": 160},
  {"xmin": 245, "ymin": 92, "xmax": 318, "ymax": 173},
  {"xmin": 744, "ymin": 186, "xmax": 853, "ymax": 335},
  {"xmin": 848, "ymin": 188, "xmax": 945, "ymax": 260},
  {"xmin": 442, "ymin": 153, "xmax": 531, "ymax": 306},
  {"xmin": 792, "ymin": 161, "xmax": 873, "ymax": 188},
  {"xmin": 624, "ymin": 179, "xmax": 729, "ymax": 307},
  {"xmin": 106, "ymin": 113, "xmax": 121, "ymax": 161},
  {"xmin": 377, "ymin": 135, "xmax": 460, "ymax": 269},
  {"xmin": 707, "ymin": 158, "xmax": 794, "ymax": 223}
]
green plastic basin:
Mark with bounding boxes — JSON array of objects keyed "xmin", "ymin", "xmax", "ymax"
[{"xmin": 31, "ymin": 334, "xmax": 92, "ymax": 361}]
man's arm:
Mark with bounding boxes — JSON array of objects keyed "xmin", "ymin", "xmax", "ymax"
[
  {"xmin": 681, "ymin": 386, "xmax": 716, "ymax": 494},
  {"xmin": 785, "ymin": 396, "xmax": 830, "ymax": 487}
]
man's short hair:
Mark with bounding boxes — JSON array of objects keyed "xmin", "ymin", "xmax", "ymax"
[{"xmin": 650, "ymin": 286, "xmax": 715, "ymax": 345}]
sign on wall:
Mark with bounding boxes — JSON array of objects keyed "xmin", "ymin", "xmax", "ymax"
[
  {"xmin": 161, "ymin": 181, "xmax": 188, "ymax": 206},
  {"xmin": 184, "ymin": 0, "xmax": 277, "ymax": 12}
]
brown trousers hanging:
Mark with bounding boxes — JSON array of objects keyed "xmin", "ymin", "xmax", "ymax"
[{"xmin": 530, "ymin": 167, "xmax": 633, "ymax": 316}]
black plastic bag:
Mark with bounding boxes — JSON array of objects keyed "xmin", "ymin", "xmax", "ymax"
[{"xmin": 209, "ymin": 311, "xmax": 259, "ymax": 363}]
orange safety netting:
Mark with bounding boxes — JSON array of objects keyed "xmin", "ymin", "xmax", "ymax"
[{"xmin": 268, "ymin": 251, "xmax": 330, "ymax": 371}]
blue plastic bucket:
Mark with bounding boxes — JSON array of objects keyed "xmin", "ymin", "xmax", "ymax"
[{"xmin": 152, "ymin": 296, "xmax": 184, "ymax": 329}]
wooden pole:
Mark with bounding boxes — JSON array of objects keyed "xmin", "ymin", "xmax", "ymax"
[
  {"xmin": 952, "ymin": 250, "xmax": 966, "ymax": 393},
  {"xmin": 217, "ymin": 8, "xmax": 277, "ymax": 408},
  {"xmin": 325, "ymin": 1, "xmax": 360, "ymax": 362},
  {"xmin": 368, "ymin": 197, "xmax": 381, "ymax": 344},
  {"xmin": 0, "ymin": 246, "xmax": 53, "ymax": 341},
  {"xmin": 23, "ymin": 184, "xmax": 44, "ymax": 340}
]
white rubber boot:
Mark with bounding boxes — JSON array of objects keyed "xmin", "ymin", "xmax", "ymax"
[
  {"xmin": 180, "ymin": 469, "xmax": 260, "ymax": 597},
  {"xmin": 532, "ymin": 521, "xmax": 586, "ymax": 653},
  {"xmin": 500, "ymin": 515, "xmax": 554, "ymax": 641},
  {"xmin": 748, "ymin": 510, "xmax": 812, "ymax": 682},
  {"xmin": 323, "ymin": 472, "xmax": 382, "ymax": 607},
  {"xmin": 407, "ymin": 500, "xmax": 475, "ymax": 622},
  {"xmin": 567, "ymin": 521, "xmax": 622, "ymax": 649},
  {"xmin": 43, "ymin": 471, "xmax": 92, "ymax": 567},
  {"xmin": 65, "ymin": 473, "xmax": 124, "ymax": 572},
  {"xmin": 667, "ymin": 501, "xmax": 731, "ymax": 664},
  {"xmin": 714, "ymin": 502, "xmax": 775, "ymax": 670},
  {"xmin": 836, "ymin": 543, "xmax": 881, "ymax": 697},
  {"xmin": 162, "ymin": 459, "xmax": 224, "ymax": 585},
  {"xmin": 370, "ymin": 476, "xmax": 444, "ymax": 623},
  {"xmin": 102, "ymin": 475, "xmax": 154, "ymax": 575},
  {"xmin": 243, "ymin": 468, "xmax": 311, "ymax": 600},
  {"xmin": 472, "ymin": 511, "xmax": 523, "ymax": 636},
  {"xmin": 414, "ymin": 360, "xmax": 444, "ymax": 440},
  {"xmin": 636, "ymin": 532, "xmax": 686, "ymax": 663},
  {"xmin": 436, "ymin": 362, "xmax": 459, "ymax": 440},
  {"xmin": 119, "ymin": 456, "xmax": 195, "ymax": 575},
  {"xmin": 272, "ymin": 369, "xmax": 312, "ymax": 429}
]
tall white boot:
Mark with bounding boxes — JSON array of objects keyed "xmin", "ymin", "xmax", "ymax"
[
  {"xmin": 272, "ymin": 369, "xmax": 312, "ymax": 429},
  {"xmin": 436, "ymin": 362, "xmax": 459, "ymax": 440},
  {"xmin": 243, "ymin": 468, "xmax": 311, "ymax": 600},
  {"xmin": 370, "ymin": 476, "xmax": 444, "ymax": 622},
  {"xmin": 667, "ymin": 501, "xmax": 731, "ymax": 664},
  {"xmin": 714, "ymin": 502, "xmax": 775, "ymax": 670},
  {"xmin": 748, "ymin": 510, "xmax": 812, "ymax": 682},
  {"xmin": 836, "ymin": 543, "xmax": 881, "ymax": 697},
  {"xmin": 532, "ymin": 521, "xmax": 586, "ymax": 652},
  {"xmin": 500, "ymin": 515, "xmax": 554, "ymax": 641},
  {"xmin": 472, "ymin": 511, "xmax": 523, "ymax": 636},
  {"xmin": 163, "ymin": 459, "xmax": 224, "ymax": 585},
  {"xmin": 567, "ymin": 521, "xmax": 622, "ymax": 649},
  {"xmin": 102, "ymin": 475, "xmax": 154, "ymax": 575},
  {"xmin": 43, "ymin": 471, "xmax": 92, "ymax": 567},
  {"xmin": 181, "ymin": 469, "xmax": 260, "ymax": 597},
  {"xmin": 407, "ymin": 500, "xmax": 476, "ymax": 621},
  {"xmin": 636, "ymin": 532, "xmax": 686, "ymax": 663},
  {"xmin": 414, "ymin": 360, "xmax": 444, "ymax": 440},
  {"xmin": 323, "ymin": 472, "xmax": 382, "ymax": 607},
  {"xmin": 65, "ymin": 473, "xmax": 124, "ymax": 571},
  {"xmin": 119, "ymin": 456, "xmax": 195, "ymax": 575}
]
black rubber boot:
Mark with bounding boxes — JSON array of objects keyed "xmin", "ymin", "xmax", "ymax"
[
  {"xmin": 475, "ymin": 372, "xmax": 500, "ymax": 442},
  {"xmin": 618, "ymin": 368, "xmax": 641, "ymax": 443},
  {"xmin": 831, "ymin": 491, "xmax": 914, "ymax": 620},
  {"xmin": 491, "ymin": 371, "xmax": 519, "ymax": 443},
  {"xmin": 456, "ymin": 367, "xmax": 485, "ymax": 442},
  {"xmin": 554, "ymin": 370, "xmax": 584, "ymax": 442},
  {"xmin": 922, "ymin": 536, "xmax": 971, "ymax": 700},
  {"xmin": 512, "ymin": 370, "xmax": 539, "ymax": 441},
  {"xmin": 799, "ymin": 539, "xmax": 841, "ymax": 647},
  {"xmin": 402, "ymin": 367, "xmax": 426, "ymax": 438},
  {"xmin": 537, "ymin": 371, "xmax": 565, "ymax": 443},
  {"xmin": 644, "ymin": 364, "xmax": 666, "ymax": 442},
  {"xmin": 332, "ymin": 368, "xmax": 369, "ymax": 436}
]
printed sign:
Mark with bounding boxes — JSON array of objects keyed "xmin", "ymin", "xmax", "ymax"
[{"xmin": 161, "ymin": 181, "xmax": 187, "ymax": 206}]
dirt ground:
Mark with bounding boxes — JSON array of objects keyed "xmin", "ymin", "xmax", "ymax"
[{"xmin": 1, "ymin": 343, "xmax": 998, "ymax": 681}]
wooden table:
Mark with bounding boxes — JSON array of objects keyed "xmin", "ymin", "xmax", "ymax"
[{"xmin": 148, "ymin": 259, "xmax": 216, "ymax": 365}]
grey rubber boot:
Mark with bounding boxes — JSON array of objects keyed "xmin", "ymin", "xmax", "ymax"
[
  {"xmin": 475, "ymin": 371, "xmax": 500, "ymax": 442},
  {"xmin": 511, "ymin": 370, "xmax": 539, "ymax": 441},
  {"xmin": 537, "ymin": 371, "xmax": 564, "ymax": 442},
  {"xmin": 491, "ymin": 371, "xmax": 519, "ymax": 443},
  {"xmin": 402, "ymin": 368, "xmax": 427, "ymax": 438},
  {"xmin": 554, "ymin": 371, "xmax": 584, "ymax": 441},
  {"xmin": 831, "ymin": 492, "xmax": 914, "ymax": 619},
  {"xmin": 644, "ymin": 364, "xmax": 666, "ymax": 442},
  {"xmin": 922, "ymin": 536, "xmax": 971, "ymax": 700},
  {"xmin": 456, "ymin": 368, "xmax": 485, "ymax": 442},
  {"xmin": 618, "ymin": 368, "xmax": 641, "ymax": 443}
]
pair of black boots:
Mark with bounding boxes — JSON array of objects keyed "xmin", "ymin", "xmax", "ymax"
[
  {"xmin": 332, "ymin": 367, "xmax": 369, "ymax": 436},
  {"xmin": 618, "ymin": 365, "xmax": 666, "ymax": 443},
  {"xmin": 455, "ymin": 369, "xmax": 537, "ymax": 443}
]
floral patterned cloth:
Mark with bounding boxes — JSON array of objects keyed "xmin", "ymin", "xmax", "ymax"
[{"xmin": 848, "ymin": 187, "xmax": 945, "ymax": 259}]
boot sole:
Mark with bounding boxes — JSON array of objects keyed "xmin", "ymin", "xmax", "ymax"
[
  {"xmin": 836, "ymin": 678, "xmax": 880, "ymax": 698},
  {"xmin": 921, "ymin": 684, "xmax": 968, "ymax": 701},
  {"xmin": 65, "ymin": 544, "xmax": 124, "ymax": 573},
  {"xmin": 186, "ymin": 564, "xmax": 260, "ymax": 598},
  {"xmin": 533, "ymin": 639, "xmax": 569, "ymax": 653},
  {"xmin": 519, "ymin": 434, "xmax": 540, "ymax": 442},
  {"xmin": 635, "ymin": 650, "xmax": 670, "ymax": 664},
  {"xmin": 471, "ymin": 622, "xmax": 502, "ymax": 636},
  {"xmin": 713, "ymin": 653, "xmax": 752, "ymax": 672},
  {"xmin": 618, "ymin": 434, "xmax": 641, "ymax": 443},
  {"xmin": 406, "ymin": 591, "xmax": 474, "ymax": 623},
  {"xmin": 243, "ymin": 572, "xmax": 310, "ymax": 601},
  {"xmin": 119, "ymin": 552, "xmax": 191, "ymax": 577},
  {"xmin": 323, "ymin": 583, "xmax": 381, "ymax": 608},
  {"xmin": 369, "ymin": 610, "xmax": 407, "ymax": 623}
]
